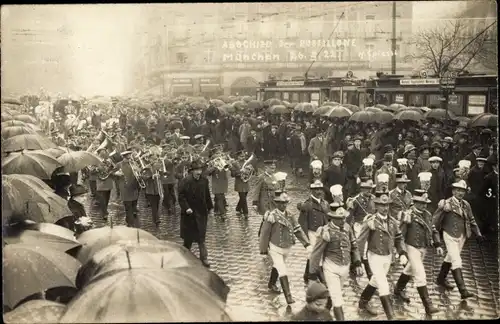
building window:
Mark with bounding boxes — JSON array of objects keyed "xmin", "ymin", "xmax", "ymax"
[
  {"xmin": 176, "ymin": 52, "xmax": 187, "ymax": 64},
  {"xmin": 365, "ymin": 14, "xmax": 376, "ymax": 38},
  {"xmin": 235, "ymin": 14, "xmax": 248, "ymax": 35},
  {"xmin": 203, "ymin": 48, "xmax": 214, "ymax": 63},
  {"xmin": 336, "ymin": 45, "xmax": 345, "ymax": 61}
]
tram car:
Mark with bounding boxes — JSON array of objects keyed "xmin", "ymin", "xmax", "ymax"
[
  {"xmin": 256, "ymin": 72, "xmax": 363, "ymax": 107},
  {"xmin": 360, "ymin": 72, "xmax": 497, "ymax": 116}
]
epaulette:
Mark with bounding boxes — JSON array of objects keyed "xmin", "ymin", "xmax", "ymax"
[
  {"xmin": 264, "ymin": 210, "xmax": 276, "ymax": 223},
  {"xmin": 317, "ymin": 225, "xmax": 331, "ymax": 242}
]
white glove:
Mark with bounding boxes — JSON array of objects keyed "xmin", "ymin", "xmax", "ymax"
[
  {"xmin": 399, "ymin": 254, "xmax": 408, "ymax": 266},
  {"xmin": 186, "ymin": 208, "xmax": 193, "ymax": 214},
  {"xmin": 366, "ymin": 218, "xmax": 376, "ymax": 230}
]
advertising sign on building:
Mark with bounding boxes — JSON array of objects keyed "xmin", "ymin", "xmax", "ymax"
[
  {"xmin": 172, "ymin": 78, "xmax": 193, "ymax": 85},
  {"xmin": 400, "ymin": 78, "xmax": 440, "ymax": 85},
  {"xmin": 199, "ymin": 77, "xmax": 220, "ymax": 85}
]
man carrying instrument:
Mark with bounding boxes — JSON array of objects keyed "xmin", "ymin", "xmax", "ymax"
[
  {"xmin": 251, "ymin": 160, "xmax": 279, "ymax": 217},
  {"xmin": 230, "ymin": 150, "xmax": 253, "ymax": 218},
  {"xmin": 118, "ymin": 150, "xmax": 141, "ymax": 228},
  {"xmin": 178, "ymin": 136, "xmax": 194, "ymax": 155},
  {"xmin": 206, "ymin": 145, "xmax": 230, "ymax": 219},
  {"xmin": 95, "ymin": 147, "xmax": 114, "ymax": 221},
  {"xmin": 142, "ymin": 160, "xmax": 162, "ymax": 227}
]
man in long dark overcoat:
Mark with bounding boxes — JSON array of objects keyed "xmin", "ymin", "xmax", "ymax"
[{"xmin": 178, "ymin": 159, "xmax": 214, "ymax": 268}]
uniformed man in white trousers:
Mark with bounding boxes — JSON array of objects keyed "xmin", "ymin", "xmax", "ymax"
[
  {"xmin": 309, "ymin": 202, "xmax": 364, "ymax": 320},
  {"xmin": 356, "ymin": 192, "xmax": 407, "ymax": 319}
]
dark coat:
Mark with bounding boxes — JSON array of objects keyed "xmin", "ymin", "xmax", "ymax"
[
  {"xmin": 118, "ymin": 162, "xmax": 140, "ymax": 201},
  {"xmin": 68, "ymin": 199, "xmax": 86, "ymax": 219},
  {"xmin": 230, "ymin": 163, "xmax": 250, "ymax": 193},
  {"xmin": 246, "ymin": 134, "xmax": 262, "ymax": 155},
  {"xmin": 178, "ymin": 174, "xmax": 213, "ymax": 243},
  {"xmin": 426, "ymin": 167, "xmax": 446, "ymax": 209},
  {"xmin": 464, "ymin": 152, "xmax": 478, "ymax": 168},
  {"xmin": 290, "ymin": 306, "xmax": 333, "ymax": 321},
  {"xmin": 263, "ymin": 132, "xmax": 280, "ymax": 158}
]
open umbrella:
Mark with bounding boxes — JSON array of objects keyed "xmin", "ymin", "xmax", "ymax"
[
  {"xmin": 365, "ymin": 106, "xmax": 383, "ymax": 113},
  {"xmin": 241, "ymin": 95, "xmax": 253, "ymax": 103},
  {"xmin": 349, "ymin": 111, "xmax": 376, "ymax": 123},
  {"xmin": 247, "ymin": 100, "xmax": 262, "ymax": 111},
  {"xmin": 3, "ymin": 300, "xmax": 66, "ymax": 324},
  {"xmin": 42, "ymin": 147, "xmax": 67, "ymax": 158},
  {"xmin": 314, "ymin": 104, "xmax": 337, "ymax": 116},
  {"xmin": 216, "ymin": 95, "xmax": 230, "ymax": 103},
  {"xmin": 264, "ymin": 98, "xmax": 281, "ymax": 107},
  {"xmin": 373, "ymin": 111, "xmax": 394, "ymax": 124},
  {"xmin": 191, "ymin": 101, "xmax": 208, "ymax": 110},
  {"xmin": 375, "ymin": 104, "xmax": 387, "ymax": 109},
  {"xmin": 2, "ymin": 184, "xmax": 23, "ymax": 226},
  {"xmin": 75, "ymin": 240, "xmax": 213, "ymax": 290},
  {"xmin": 232, "ymin": 100, "xmax": 248, "ymax": 110},
  {"xmin": 221, "ymin": 103, "xmax": 237, "ymax": 114},
  {"xmin": 269, "ymin": 104, "xmax": 288, "ymax": 115},
  {"xmin": 2, "ymin": 98, "xmax": 22, "ymax": 105},
  {"xmin": 2, "ymin": 151, "xmax": 62, "ymax": 179},
  {"xmin": 424, "ymin": 108, "xmax": 456, "ymax": 121},
  {"xmin": 393, "ymin": 109, "xmax": 423, "ymax": 122},
  {"xmin": 2, "ymin": 113, "xmax": 13, "ymax": 122},
  {"xmin": 469, "ymin": 113, "xmax": 498, "ymax": 128},
  {"xmin": 11, "ymin": 114, "xmax": 37, "ymax": 124},
  {"xmin": 59, "ymin": 269, "xmax": 230, "ymax": 323},
  {"xmin": 323, "ymin": 101, "xmax": 339, "ymax": 107},
  {"xmin": 2, "ymin": 134, "xmax": 57, "ymax": 153},
  {"xmin": 342, "ymin": 104, "xmax": 361, "ymax": 113},
  {"xmin": 385, "ymin": 103, "xmax": 407, "ymax": 113},
  {"xmin": 76, "ymin": 226, "xmax": 159, "ymax": 264},
  {"xmin": 2, "ymin": 244, "xmax": 81, "ymax": 309},
  {"xmin": 57, "ymin": 151, "xmax": 102, "ymax": 173},
  {"xmin": 2, "ymin": 120, "xmax": 27, "ymax": 128},
  {"xmin": 322, "ymin": 105, "xmax": 352, "ymax": 118},
  {"xmin": 295, "ymin": 102, "xmax": 315, "ymax": 113},
  {"xmin": 2, "ymin": 126, "xmax": 36, "ymax": 139},
  {"xmin": 453, "ymin": 116, "xmax": 471, "ymax": 124},
  {"xmin": 25, "ymin": 123, "xmax": 42, "ymax": 132},
  {"xmin": 4, "ymin": 223, "xmax": 81, "ymax": 253},
  {"xmin": 209, "ymin": 99, "xmax": 225, "ymax": 107}
]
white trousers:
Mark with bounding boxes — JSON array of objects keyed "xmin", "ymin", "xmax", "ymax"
[
  {"xmin": 402, "ymin": 245, "xmax": 427, "ymax": 287},
  {"xmin": 353, "ymin": 222, "xmax": 368, "ymax": 260},
  {"xmin": 443, "ymin": 232, "xmax": 466, "ymax": 270},
  {"xmin": 367, "ymin": 251, "xmax": 392, "ymax": 296},
  {"xmin": 323, "ymin": 258, "xmax": 349, "ymax": 307},
  {"xmin": 269, "ymin": 243, "xmax": 291, "ymax": 277},
  {"xmin": 307, "ymin": 230, "xmax": 323, "ymax": 266}
]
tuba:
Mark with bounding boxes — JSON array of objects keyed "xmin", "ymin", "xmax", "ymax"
[
  {"xmin": 240, "ymin": 153, "xmax": 255, "ymax": 183},
  {"xmin": 129, "ymin": 155, "xmax": 147, "ymax": 189}
]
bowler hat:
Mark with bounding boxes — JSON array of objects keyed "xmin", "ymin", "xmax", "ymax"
[
  {"xmin": 383, "ymin": 153, "xmax": 392, "ymax": 162},
  {"xmin": 383, "ymin": 144, "xmax": 394, "ymax": 153},
  {"xmin": 189, "ymin": 160, "xmax": 204, "ymax": 171},
  {"xmin": 69, "ymin": 184, "xmax": 88, "ymax": 197},
  {"xmin": 395, "ymin": 173, "xmax": 411, "ymax": 183},
  {"xmin": 486, "ymin": 154, "xmax": 497, "ymax": 165}
]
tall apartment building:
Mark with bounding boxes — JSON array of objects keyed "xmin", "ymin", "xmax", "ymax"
[
  {"xmin": 131, "ymin": 2, "xmax": 414, "ymax": 97},
  {"xmin": 1, "ymin": 6, "xmax": 75, "ymax": 97}
]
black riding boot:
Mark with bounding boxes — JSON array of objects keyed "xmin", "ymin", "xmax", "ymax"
[
  {"xmin": 303, "ymin": 260, "xmax": 310, "ymax": 283},
  {"xmin": 452, "ymin": 268, "xmax": 474, "ymax": 299},
  {"xmin": 333, "ymin": 307, "xmax": 344, "ymax": 320},
  {"xmin": 394, "ymin": 273, "xmax": 411, "ymax": 303},
  {"xmin": 358, "ymin": 284, "xmax": 378, "ymax": 316},
  {"xmin": 436, "ymin": 261, "xmax": 455, "ymax": 290},
  {"xmin": 268, "ymin": 268, "xmax": 281, "ymax": 293},
  {"xmin": 417, "ymin": 286, "xmax": 439, "ymax": 315},
  {"xmin": 280, "ymin": 276, "xmax": 295, "ymax": 305},
  {"xmin": 380, "ymin": 295, "xmax": 395, "ymax": 320},
  {"xmin": 362, "ymin": 259, "xmax": 373, "ymax": 280}
]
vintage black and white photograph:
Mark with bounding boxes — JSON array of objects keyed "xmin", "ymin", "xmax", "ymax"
[{"xmin": 1, "ymin": 1, "xmax": 498, "ymax": 322}]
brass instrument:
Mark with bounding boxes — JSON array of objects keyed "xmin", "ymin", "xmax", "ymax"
[
  {"xmin": 154, "ymin": 170, "xmax": 164, "ymax": 200},
  {"xmin": 129, "ymin": 155, "xmax": 147, "ymax": 189},
  {"xmin": 97, "ymin": 158, "xmax": 120, "ymax": 181},
  {"xmin": 201, "ymin": 139, "xmax": 211, "ymax": 154},
  {"xmin": 240, "ymin": 153, "xmax": 255, "ymax": 183}
]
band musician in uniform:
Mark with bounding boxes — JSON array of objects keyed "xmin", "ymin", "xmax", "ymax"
[
  {"xmin": 259, "ymin": 191, "xmax": 310, "ymax": 306},
  {"xmin": 393, "ymin": 190, "xmax": 440, "ymax": 316},
  {"xmin": 142, "ymin": 161, "xmax": 162, "ymax": 227},
  {"xmin": 119, "ymin": 150, "xmax": 140, "ymax": 228},
  {"xmin": 297, "ymin": 180, "xmax": 330, "ymax": 284},
  {"xmin": 309, "ymin": 203, "xmax": 364, "ymax": 321},
  {"xmin": 230, "ymin": 151, "xmax": 252, "ymax": 218}
]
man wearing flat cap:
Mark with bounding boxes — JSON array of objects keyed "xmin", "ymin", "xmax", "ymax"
[
  {"xmin": 464, "ymin": 143, "xmax": 484, "ymax": 168},
  {"xmin": 178, "ymin": 159, "xmax": 213, "ymax": 268},
  {"xmin": 322, "ymin": 151, "xmax": 347, "ymax": 203},
  {"xmin": 375, "ymin": 153, "xmax": 397, "ymax": 190}
]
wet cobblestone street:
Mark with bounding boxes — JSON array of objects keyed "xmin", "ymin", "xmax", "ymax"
[{"xmin": 83, "ymin": 164, "xmax": 499, "ymax": 321}]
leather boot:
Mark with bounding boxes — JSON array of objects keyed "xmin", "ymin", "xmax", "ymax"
[
  {"xmin": 333, "ymin": 307, "xmax": 344, "ymax": 321},
  {"xmin": 268, "ymin": 268, "xmax": 281, "ymax": 293},
  {"xmin": 380, "ymin": 295, "xmax": 395, "ymax": 320},
  {"xmin": 394, "ymin": 273, "xmax": 411, "ymax": 304},
  {"xmin": 358, "ymin": 284, "xmax": 378, "ymax": 316},
  {"xmin": 279, "ymin": 276, "xmax": 295, "ymax": 305},
  {"xmin": 303, "ymin": 260, "xmax": 310, "ymax": 284},
  {"xmin": 318, "ymin": 266, "xmax": 327, "ymax": 284},
  {"xmin": 452, "ymin": 268, "xmax": 474, "ymax": 299},
  {"xmin": 417, "ymin": 286, "xmax": 439, "ymax": 315},
  {"xmin": 362, "ymin": 259, "xmax": 373, "ymax": 280},
  {"xmin": 435, "ymin": 262, "xmax": 455, "ymax": 290}
]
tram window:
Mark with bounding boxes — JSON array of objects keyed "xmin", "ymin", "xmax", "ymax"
[
  {"xmin": 330, "ymin": 90, "xmax": 341, "ymax": 103},
  {"xmin": 274, "ymin": 92, "xmax": 281, "ymax": 99},
  {"xmin": 375, "ymin": 93, "xmax": 390, "ymax": 105},
  {"xmin": 467, "ymin": 95, "xmax": 486, "ymax": 115},
  {"xmin": 291, "ymin": 92, "xmax": 299, "ymax": 102},
  {"xmin": 409, "ymin": 94, "xmax": 424, "ymax": 107},
  {"xmin": 283, "ymin": 92, "xmax": 290, "ymax": 100},
  {"xmin": 448, "ymin": 94, "xmax": 463, "ymax": 116},
  {"xmin": 264, "ymin": 92, "xmax": 274, "ymax": 101},
  {"xmin": 426, "ymin": 94, "xmax": 442, "ymax": 108},
  {"xmin": 300, "ymin": 92, "xmax": 310, "ymax": 102},
  {"xmin": 393, "ymin": 93, "xmax": 405, "ymax": 104},
  {"xmin": 343, "ymin": 91, "xmax": 358, "ymax": 105},
  {"xmin": 311, "ymin": 92, "xmax": 320, "ymax": 101},
  {"xmin": 358, "ymin": 92, "xmax": 366, "ymax": 109}
]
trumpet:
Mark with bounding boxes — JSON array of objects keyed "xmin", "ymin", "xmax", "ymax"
[{"xmin": 201, "ymin": 139, "xmax": 211, "ymax": 154}]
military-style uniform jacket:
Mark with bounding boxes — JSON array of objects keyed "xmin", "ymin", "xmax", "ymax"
[
  {"xmin": 432, "ymin": 197, "xmax": 481, "ymax": 239},
  {"xmin": 118, "ymin": 162, "xmax": 140, "ymax": 202},
  {"xmin": 297, "ymin": 196, "xmax": 330, "ymax": 237},
  {"xmin": 250, "ymin": 172, "xmax": 278, "ymax": 215},
  {"xmin": 259, "ymin": 208, "xmax": 309, "ymax": 252},
  {"xmin": 357, "ymin": 213, "xmax": 405, "ymax": 256},
  {"xmin": 143, "ymin": 176, "xmax": 160, "ymax": 196},
  {"xmin": 96, "ymin": 170, "xmax": 114, "ymax": 191},
  {"xmin": 347, "ymin": 193, "xmax": 376, "ymax": 224},
  {"xmin": 401, "ymin": 206, "xmax": 441, "ymax": 249},
  {"xmin": 230, "ymin": 162, "xmax": 250, "ymax": 193},
  {"xmin": 309, "ymin": 222, "xmax": 362, "ymax": 274},
  {"xmin": 389, "ymin": 188, "xmax": 412, "ymax": 219},
  {"xmin": 160, "ymin": 158, "xmax": 177, "ymax": 185},
  {"xmin": 207, "ymin": 168, "xmax": 229, "ymax": 194},
  {"xmin": 174, "ymin": 161, "xmax": 190, "ymax": 180}
]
